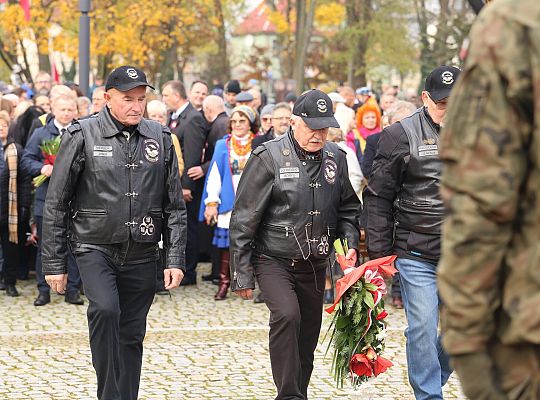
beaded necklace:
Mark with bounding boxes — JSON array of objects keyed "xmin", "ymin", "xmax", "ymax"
[
  {"xmin": 230, "ymin": 134, "xmax": 253, "ymax": 156},
  {"xmin": 229, "ymin": 133, "xmax": 254, "ymax": 175}
]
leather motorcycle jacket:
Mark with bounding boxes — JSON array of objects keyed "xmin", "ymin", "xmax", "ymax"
[
  {"xmin": 41, "ymin": 108, "xmax": 187, "ymax": 275},
  {"xmin": 393, "ymin": 107, "xmax": 445, "ymax": 233},
  {"xmin": 229, "ymin": 131, "xmax": 361, "ymax": 290}
]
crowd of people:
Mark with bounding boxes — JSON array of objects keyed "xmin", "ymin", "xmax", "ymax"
[{"xmin": 0, "ymin": 71, "xmax": 416, "ymax": 306}]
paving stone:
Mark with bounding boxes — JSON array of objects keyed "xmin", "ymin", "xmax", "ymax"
[{"xmin": 0, "ymin": 263, "xmax": 466, "ymax": 399}]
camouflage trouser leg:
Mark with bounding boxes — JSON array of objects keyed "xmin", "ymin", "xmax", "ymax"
[{"xmin": 490, "ymin": 339, "xmax": 540, "ymax": 400}]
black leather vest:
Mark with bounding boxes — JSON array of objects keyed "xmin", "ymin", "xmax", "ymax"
[
  {"xmin": 393, "ymin": 107, "xmax": 445, "ymax": 233},
  {"xmin": 69, "ymin": 111, "xmax": 168, "ymax": 244},
  {"xmin": 253, "ymin": 134, "xmax": 346, "ymax": 259}
]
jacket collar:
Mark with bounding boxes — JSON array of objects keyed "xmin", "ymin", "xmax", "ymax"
[{"xmin": 98, "ymin": 106, "xmax": 156, "ymax": 139}]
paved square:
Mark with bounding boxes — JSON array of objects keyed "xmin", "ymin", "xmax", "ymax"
[{"xmin": 0, "ymin": 263, "xmax": 465, "ymax": 399}]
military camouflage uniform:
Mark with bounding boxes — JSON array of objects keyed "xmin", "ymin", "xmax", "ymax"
[{"xmin": 438, "ymin": 0, "xmax": 540, "ymax": 399}]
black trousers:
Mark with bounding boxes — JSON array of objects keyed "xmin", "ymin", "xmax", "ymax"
[
  {"xmin": 184, "ymin": 192, "xmax": 201, "ymax": 282},
  {"xmin": 253, "ymin": 254, "xmax": 327, "ymax": 400},
  {"xmin": 35, "ymin": 216, "xmax": 81, "ymax": 294},
  {"xmin": 0, "ymin": 223, "xmax": 27, "ymax": 285},
  {"xmin": 74, "ymin": 245, "xmax": 157, "ymax": 400}
]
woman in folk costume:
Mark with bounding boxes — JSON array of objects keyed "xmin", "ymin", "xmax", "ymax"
[
  {"xmin": 0, "ymin": 111, "xmax": 32, "ymax": 297},
  {"xmin": 199, "ymin": 105, "xmax": 258, "ymax": 300}
]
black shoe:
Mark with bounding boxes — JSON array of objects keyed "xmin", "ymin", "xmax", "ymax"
[
  {"xmin": 323, "ymin": 289, "xmax": 334, "ymax": 304},
  {"xmin": 253, "ymin": 293, "xmax": 265, "ymax": 304},
  {"xmin": 202, "ymin": 274, "xmax": 218, "ymax": 282},
  {"xmin": 65, "ymin": 291, "xmax": 84, "ymax": 305},
  {"xmin": 6, "ymin": 284, "xmax": 19, "ymax": 297},
  {"xmin": 34, "ymin": 292, "xmax": 50, "ymax": 306},
  {"xmin": 180, "ymin": 278, "xmax": 196, "ymax": 286},
  {"xmin": 0, "ymin": 281, "xmax": 5, "ymax": 290}
]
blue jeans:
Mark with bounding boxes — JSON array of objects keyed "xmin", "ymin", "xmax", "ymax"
[{"xmin": 396, "ymin": 257, "xmax": 453, "ymax": 400}]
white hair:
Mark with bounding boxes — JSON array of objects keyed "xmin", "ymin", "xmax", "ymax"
[{"xmin": 147, "ymin": 100, "xmax": 167, "ymax": 117}]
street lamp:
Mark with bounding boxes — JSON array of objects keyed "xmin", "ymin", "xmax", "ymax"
[{"xmin": 79, "ymin": 0, "xmax": 90, "ymax": 96}]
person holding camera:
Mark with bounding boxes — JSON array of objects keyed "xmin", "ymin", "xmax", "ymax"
[{"xmin": 199, "ymin": 105, "xmax": 258, "ymax": 300}]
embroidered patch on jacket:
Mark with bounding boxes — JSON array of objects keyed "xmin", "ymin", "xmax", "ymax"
[
  {"xmin": 418, "ymin": 144, "xmax": 438, "ymax": 157},
  {"xmin": 143, "ymin": 138, "xmax": 160, "ymax": 163},
  {"xmin": 93, "ymin": 145, "xmax": 113, "ymax": 157},
  {"xmin": 140, "ymin": 216, "xmax": 155, "ymax": 236},
  {"xmin": 324, "ymin": 159, "xmax": 337, "ymax": 184},
  {"xmin": 279, "ymin": 166, "xmax": 299, "ymax": 179}
]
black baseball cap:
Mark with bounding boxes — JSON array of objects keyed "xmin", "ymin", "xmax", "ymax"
[
  {"xmin": 105, "ymin": 65, "xmax": 155, "ymax": 92},
  {"xmin": 292, "ymin": 89, "xmax": 340, "ymax": 130},
  {"xmin": 424, "ymin": 65, "xmax": 461, "ymax": 101}
]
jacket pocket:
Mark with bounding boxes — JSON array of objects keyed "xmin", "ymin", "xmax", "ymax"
[{"xmin": 71, "ymin": 209, "xmax": 109, "ymax": 242}]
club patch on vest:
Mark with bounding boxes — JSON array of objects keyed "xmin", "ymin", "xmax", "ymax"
[
  {"xmin": 418, "ymin": 144, "xmax": 438, "ymax": 157},
  {"xmin": 279, "ymin": 167, "xmax": 299, "ymax": 179},
  {"xmin": 324, "ymin": 159, "xmax": 337, "ymax": 184},
  {"xmin": 93, "ymin": 145, "xmax": 113, "ymax": 157},
  {"xmin": 143, "ymin": 139, "xmax": 160, "ymax": 163},
  {"xmin": 140, "ymin": 216, "xmax": 155, "ymax": 236}
]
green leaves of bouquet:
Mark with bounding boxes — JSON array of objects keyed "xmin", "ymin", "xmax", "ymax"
[{"xmin": 325, "ymin": 239, "xmax": 394, "ymax": 389}]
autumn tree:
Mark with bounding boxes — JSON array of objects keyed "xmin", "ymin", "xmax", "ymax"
[
  {"xmin": 413, "ymin": 0, "xmax": 474, "ymax": 91},
  {"xmin": 0, "ymin": 0, "xmax": 60, "ymax": 83}
]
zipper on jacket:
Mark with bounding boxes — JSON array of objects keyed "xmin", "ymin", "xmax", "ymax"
[
  {"xmin": 74, "ymin": 209, "xmax": 108, "ymax": 217},
  {"xmin": 125, "ymin": 132, "xmax": 134, "ymax": 240}
]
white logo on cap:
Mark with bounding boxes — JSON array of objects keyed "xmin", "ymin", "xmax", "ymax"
[
  {"xmin": 317, "ymin": 99, "xmax": 327, "ymax": 113},
  {"xmin": 441, "ymin": 71, "xmax": 454, "ymax": 85},
  {"xmin": 126, "ymin": 68, "xmax": 139, "ymax": 80}
]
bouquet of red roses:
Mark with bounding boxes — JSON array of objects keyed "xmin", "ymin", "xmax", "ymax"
[
  {"xmin": 325, "ymin": 239, "xmax": 397, "ymax": 389},
  {"xmin": 33, "ymin": 135, "xmax": 61, "ymax": 188}
]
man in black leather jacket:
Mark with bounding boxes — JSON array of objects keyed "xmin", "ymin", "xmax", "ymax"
[
  {"xmin": 230, "ymin": 89, "xmax": 360, "ymax": 400},
  {"xmin": 363, "ymin": 66, "xmax": 460, "ymax": 400},
  {"xmin": 41, "ymin": 66, "xmax": 186, "ymax": 400}
]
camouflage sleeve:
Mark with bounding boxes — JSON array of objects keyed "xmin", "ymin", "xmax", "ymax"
[{"xmin": 438, "ymin": 3, "xmax": 533, "ymax": 355}]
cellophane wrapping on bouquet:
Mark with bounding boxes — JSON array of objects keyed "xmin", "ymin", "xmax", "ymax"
[{"xmin": 325, "ymin": 239, "xmax": 397, "ymax": 389}]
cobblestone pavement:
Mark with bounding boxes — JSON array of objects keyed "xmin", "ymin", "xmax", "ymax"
[{"xmin": 0, "ymin": 263, "xmax": 465, "ymax": 400}]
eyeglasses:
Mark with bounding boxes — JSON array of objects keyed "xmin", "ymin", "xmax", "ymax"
[
  {"xmin": 261, "ymin": 117, "xmax": 272, "ymax": 122},
  {"xmin": 428, "ymin": 94, "xmax": 448, "ymax": 110},
  {"xmin": 36, "ymin": 80, "xmax": 51, "ymax": 85},
  {"xmin": 272, "ymin": 116, "xmax": 289, "ymax": 121},
  {"xmin": 231, "ymin": 119, "xmax": 248, "ymax": 125}
]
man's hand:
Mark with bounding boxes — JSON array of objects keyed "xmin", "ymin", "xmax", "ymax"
[
  {"xmin": 164, "ymin": 268, "xmax": 184, "ymax": 290},
  {"xmin": 182, "ymin": 189, "xmax": 193, "ymax": 202},
  {"xmin": 204, "ymin": 205, "xmax": 218, "ymax": 225},
  {"xmin": 345, "ymin": 248, "xmax": 357, "ymax": 266},
  {"xmin": 452, "ymin": 352, "xmax": 506, "ymax": 400},
  {"xmin": 187, "ymin": 166, "xmax": 204, "ymax": 180},
  {"xmin": 41, "ymin": 164, "xmax": 53, "ymax": 177},
  {"xmin": 45, "ymin": 274, "xmax": 67, "ymax": 294},
  {"xmin": 235, "ymin": 288, "xmax": 253, "ymax": 300}
]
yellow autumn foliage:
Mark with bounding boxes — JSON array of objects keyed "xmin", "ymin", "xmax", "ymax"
[{"xmin": 0, "ymin": 0, "xmax": 236, "ymax": 78}]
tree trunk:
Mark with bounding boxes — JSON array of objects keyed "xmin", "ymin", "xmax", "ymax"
[
  {"xmin": 414, "ymin": 0, "xmax": 432, "ymax": 95},
  {"xmin": 38, "ymin": 52, "xmax": 51, "ymax": 74},
  {"xmin": 213, "ymin": 0, "xmax": 230, "ymax": 83},
  {"xmin": 293, "ymin": 0, "xmax": 316, "ymax": 93},
  {"xmin": 345, "ymin": 0, "xmax": 370, "ymax": 88},
  {"xmin": 97, "ymin": 54, "xmax": 113, "ymax": 80}
]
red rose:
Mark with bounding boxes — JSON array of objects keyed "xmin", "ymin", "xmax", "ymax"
[
  {"xmin": 350, "ymin": 354, "xmax": 373, "ymax": 377},
  {"xmin": 373, "ymin": 355, "xmax": 393, "ymax": 376}
]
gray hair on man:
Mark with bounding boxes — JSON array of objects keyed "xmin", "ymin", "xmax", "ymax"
[{"xmin": 386, "ymin": 100, "xmax": 417, "ymax": 125}]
